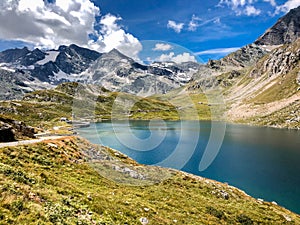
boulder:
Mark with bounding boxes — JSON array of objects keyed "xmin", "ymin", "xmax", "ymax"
[{"xmin": 0, "ymin": 122, "xmax": 15, "ymax": 142}]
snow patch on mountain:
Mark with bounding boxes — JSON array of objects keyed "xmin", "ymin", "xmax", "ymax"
[
  {"xmin": 36, "ymin": 51, "xmax": 60, "ymax": 65},
  {"xmin": 0, "ymin": 63, "xmax": 15, "ymax": 72}
]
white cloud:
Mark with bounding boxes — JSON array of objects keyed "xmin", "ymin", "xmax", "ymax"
[
  {"xmin": 245, "ymin": 5, "xmax": 261, "ymax": 15},
  {"xmin": 90, "ymin": 14, "xmax": 142, "ymax": 60},
  {"xmin": 263, "ymin": 0, "xmax": 277, "ymax": 7},
  {"xmin": 188, "ymin": 15, "xmax": 201, "ymax": 31},
  {"xmin": 0, "ymin": 0, "xmax": 99, "ymax": 49},
  {"xmin": 153, "ymin": 43, "xmax": 173, "ymax": 51},
  {"xmin": 218, "ymin": 0, "xmax": 262, "ymax": 16},
  {"xmin": 167, "ymin": 20, "xmax": 184, "ymax": 33},
  {"xmin": 276, "ymin": 0, "xmax": 300, "ymax": 13},
  {"xmin": 195, "ymin": 47, "xmax": 240, "ymax": 55},
  {"xmin": 157, "ymin": 52, "xmax": 197, "ymax": 64},
  {"xmin": 188, "ymin": 15, "xmax": 223, "ymax": 32},
  {"xmin": 213, "ymin": 18, "xmax": 222, "ymax": 25},
  {"xmin": 219, "ymin": 0, "xmax": 247, "ymax": 9},
  {"xmin": 0, "ymin": 0, "xmax": 142, "ymax": 60}
]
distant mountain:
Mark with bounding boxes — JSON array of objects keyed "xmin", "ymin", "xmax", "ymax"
[
  {"xmin": 255, "ymin": 5, "xmax": 300, "ymax": 45},
  {"xmin": 0, "ymin": 44, "xmax": 101, "ymax": 83},
  {"xmin": 0, "ymin": 47, "xmax": 46, "ymax": 66},
  {"xmin": 84, "ymin": 49, "xmax": 199, "ymax": 95},
  {"xmin": 1, "ymin": 6, "xmax": 299, "ymax": 103},
  {"xmin": 30, "ymin": 44, "xmax": 101, "ymax": 82},
  {"xmin": 0, "ymin": 45, "xmax": 199, "ymax": 99}
]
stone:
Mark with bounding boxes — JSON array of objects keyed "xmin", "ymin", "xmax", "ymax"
[{"xmin": 139, "ymin": 217, "xmax": 149, "ymax": 225}]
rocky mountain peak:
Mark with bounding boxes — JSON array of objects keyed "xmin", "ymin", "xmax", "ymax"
[
  {"xmin": 255, "ymin": 6, "xmax": 300, "ymax": 45},
  {"xmin": 103, "ymin": 48, "xmax": 133, "ymax": 61},
  {"xmin": 0, "ymin": 47, "xmax": 30, "ymax": 64}
]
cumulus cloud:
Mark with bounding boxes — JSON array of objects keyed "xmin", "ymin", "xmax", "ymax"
[
  {"xmin": 276, "ymin": 0, "xmax": 300, "ymax": 13},
  {"xmin": 218, "ymin": 0, "xmax": 261, "ymax": 16},
  {"xmin": 153, "ymin": 43, "xmax": 173, "ymax": 51},
  {"xmin": 90, "ymin": 14, "xmax": 142, "ymax": 60},
  {"xmin": 0, "ymin": 0, "xmax": 142, "ymax": 59},
  {"xmin": 157, "ymin": 52, "xmax": 197, "ymax": 64},
  {"xmin": 0, "ymin": 0, "xmax": 99, "ymax": 49},
  {"xmin": 167, "ymin": 20, "xmax": 184, "ymax": 33}
]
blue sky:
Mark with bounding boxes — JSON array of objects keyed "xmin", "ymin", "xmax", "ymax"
[
  {"xmin": 95, "ymin": 0, "xmax": 291, "ymax": 61},
  {"xmin": 0, "ymin": 0, "xmax": 298, "ymax": 62}
]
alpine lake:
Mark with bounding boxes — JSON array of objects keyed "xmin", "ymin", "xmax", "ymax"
[{"xmin": 78, "ymin": 120, "xmax": 300, "ymax": 214}]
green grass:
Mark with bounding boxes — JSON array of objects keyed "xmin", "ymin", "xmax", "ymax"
[
  {"xmin": 248, "ymin": 68, "xmax": 299, "ymax": 104},
  {"xmin": 0, "ymin": 83, "xmax": 181, "ymax": 130},
  {"xmin": 0, "ymin": 82, "xmax": 217, "ymax": 131},
  {"xmin": 0, "ymin": 137, "xmax": 299, "ymax": 224}
]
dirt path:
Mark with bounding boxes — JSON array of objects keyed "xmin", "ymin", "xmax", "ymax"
[{"xmin": 0, "ymin": 136, "xmax": 70, "ymax": 148}]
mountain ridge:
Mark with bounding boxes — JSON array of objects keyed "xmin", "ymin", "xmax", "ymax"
[
  {"xmin": 255, "ymin": 5, "xmax": 300, "ymax": 46},
  {"xmin": 0, "ymin": 46, "xmax": 200, "ymax": 99}
]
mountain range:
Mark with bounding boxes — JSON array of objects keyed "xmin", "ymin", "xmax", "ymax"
[
  {"xmin": 0, "ymin": 5, "xmax": 299, "ymax": 129},
  {"xmin": 0, "ymin": 44, "xmax": 199, "ymax": 99}
]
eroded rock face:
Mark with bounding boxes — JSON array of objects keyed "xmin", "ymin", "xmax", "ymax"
[
  {"xmin": 221, "ymin": 44, "xmax": 267, "ymax": 68},
  {"xmin": 193, "ymin": 44, "xmax": 267, "ymax": 81},
  {"xmin": 250, "ymin": 40, "xmax": 300, "ymax": 77},
  {"xmin": 0, "ymin": 117, "xmax": 36, "ymax": 142},
  {"xmin": 255, "ymin": 6, "xmax": 300, "ymax": 45}
]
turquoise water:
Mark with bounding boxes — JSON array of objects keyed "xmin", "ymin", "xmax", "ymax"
[{"xmin": 78, "ymin": 120, "xmax": 300, "ymax": 214}]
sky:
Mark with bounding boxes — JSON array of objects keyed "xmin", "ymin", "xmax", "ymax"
[{"xmin": 0, "ymin": 0, "xmax": 299, "ymax": 63}]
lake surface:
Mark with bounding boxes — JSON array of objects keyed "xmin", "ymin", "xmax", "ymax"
[{"xmin": 78, "ymin": 120, "xmax": 300, "ymax": 214}]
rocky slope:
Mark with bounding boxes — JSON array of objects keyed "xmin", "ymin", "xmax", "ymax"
[
  {"xmin": 185, "ymin": 6, "xmax": 300, "ymax": 129},
  {"xmin": 255, "ymin": 5, "xmax": 300, "ymax": 45},
  {"xmin": 224, "ymin": 39, "xmax": 300, "ymax": 128},
  {"xmin": 192, "ymin": 44, "xmax": 267, "ymax": 82},
  {"xmin": 184, "ymin": 40, "xmax": 300, "ymax": 129},
  {"xmin": 0, "ymin": 67, "xmax": 53, "ymax": 100},
  {"xmin": 194, "ymin": 6, "xmax": 300, "ymax": 80}
]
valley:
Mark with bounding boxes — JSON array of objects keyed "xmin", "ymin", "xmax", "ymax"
[{"xmin": 0, "ymin": 3, "xmax": 300, "ymax": 224}]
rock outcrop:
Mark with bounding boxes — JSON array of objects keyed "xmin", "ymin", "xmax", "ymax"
[
  {"xmin": 0, "ymin": 122, "xmax": 15, "ymax": 142},
  {"xmin": 193, "ymin": 44, "xmax": 267, "ymax": 81},
  {"xmin": 0, "ymin": 116, "xmax": 36, "ymax": 142},
  {"xmin": 250, "ymin": 39, "xmax": 300, "ymax": 78},
  {"xmin": 255, "ymin": 6, "xmax": 300, "ymax": 45}
]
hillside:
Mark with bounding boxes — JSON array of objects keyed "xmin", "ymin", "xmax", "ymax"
[
  {"xmin": 225, "ymin": 40, "xmax": 300, "ymax": 128},
  {"xmin": 0, "ymin": 82, "xmax": 180, "ymax": 131},
  {"xmin": 1, "ymin": 137, "xmax": 299, "ymax": 224}
]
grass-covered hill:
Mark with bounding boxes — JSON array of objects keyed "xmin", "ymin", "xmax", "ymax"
[
  {"xmin": 0, "ymin": 82, "xmax": 180, "ymax": 131},
  {"xmin": 1, "ymin": 137, "xmax": 299, "ymax": 224}
]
